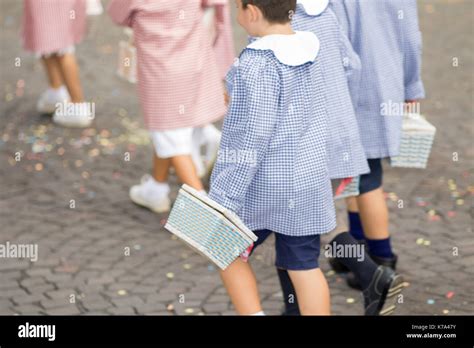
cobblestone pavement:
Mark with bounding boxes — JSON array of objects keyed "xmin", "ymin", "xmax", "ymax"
[{"xmin": 0, "ymin": 0, "xmax": 473, "ymax": 316}]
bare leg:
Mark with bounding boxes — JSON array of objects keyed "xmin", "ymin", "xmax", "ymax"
[
  {"xmin": 153, "ymin": 154, "xmax": 170, "ymax": 183},
  {"xmin": 356, "ymin": 188, "xmax": 390, "ymax": 240},
  {"xmin": 41, "ymin": 56, "xmax": 63, "ymax": 89},
  {"xmin": 346, "ymin": 196, "xmax": 359, "ymax": 213},
  {"xmin": 288, "ymin": 268, "xmax": 330, "ymax": 315},
  {"xmin": 55, "ymin": 54, "xmax": 84, "ymax": 103},
  {"xmin": 170, "ymin": 155, "xmax": 204, "ymax": 191},
  {"xmin": 219, "ymin": 258, "xmax": 262, "ymax": 315}
]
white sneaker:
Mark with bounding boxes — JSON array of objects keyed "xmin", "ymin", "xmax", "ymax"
[
  {"xmin": 53, "ymin": 102, "xmax": 94, "ymax": 128},
  {"xmin": 36, "ymin": 86, "xmax": 70, "ymax": 114},
  {"xmin": 129, "ymin": 175, "xmax": 171, "ymax": 213},
  {"xmin": 191, "ymin": 142, "xmax": 206, "ymax": 179},
  {"xmin": 201, "ymin": 125, "xmax": 221, "ymax": 176}
]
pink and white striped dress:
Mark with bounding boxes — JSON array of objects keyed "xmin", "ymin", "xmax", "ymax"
[
  {"xmin": 22, "ymin": 0, "xmax": 87, "ymax": 56},
  {"xmin": 210, "ymin": 1, "xmax": 236, "ymax": 79},
  {"xmin": 108, "ymin": 0, "xmax": 227, "ymax": 131}
]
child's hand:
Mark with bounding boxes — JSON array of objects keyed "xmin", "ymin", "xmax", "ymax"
[{"xmin": 405, "ymin": 100, "xmax": 420, "ymax": 114}]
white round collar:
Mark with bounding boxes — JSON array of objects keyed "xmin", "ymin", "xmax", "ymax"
[
  {"xmin": 297, "ymin": 0, "xmax": 329, "ymax": 16},
  {"xmin": 247, "ymin": 31, "xmax": 320, "ymax": 66}
]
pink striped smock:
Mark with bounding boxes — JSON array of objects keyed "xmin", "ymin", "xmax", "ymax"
[
  {"xmin": 212, "ymin": 1, "xmax": 236, "ymax": 79},
  {"xmin": 22, "ymin": 0, "xmax": 87, "ymax": 56},
  {"xmin": 108, "ymin": 0, "xmax": 227, "ymax": 131}
]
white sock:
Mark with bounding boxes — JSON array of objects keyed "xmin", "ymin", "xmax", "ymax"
[
  {"xmin": 250, "ymin": 311, "xmax": 265, "ymax": 316},
  {"xmin": 202, "ymin": 124, "xmax": 221, "ymax": 141}
]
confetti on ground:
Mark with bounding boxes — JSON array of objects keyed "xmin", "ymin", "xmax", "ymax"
[
  {"xmin": 346, "ymin": 298, "xmax": 355, "ymax": 304},
  {"xmin": 427, "ymin": 299, "xmax": 435, "ymax": 305},
  {"xmin": 326, "ymin": 270, "xmax": 335, "ymax": 277},
  {"xmin": 184, "ymin": 308, "xmax": 194, "ymax": 314},
  {"xmin": 416, "ymin": 238, "xmax": 425, "ymax": 245},
  {"xmin": 442, "ymin": 309, "xmax": 450, "ymax": 314},
  {"xmin": 446, "ymin": 291, "xmax": 455, "ymax": 299},
  {"xmin": 117, "ymin": 290, "xmax": 127, "ymax": 296},
  {"xmin": 183, "ymin": 264, "xmax": 192, "ymax": 270},
  {"xmin": 166, "ymin": 272, "xmax": 174, "ymax": 279},
  {"xmin": 166, "ymin": 304, "xmax": 174, "ymax": 311},
  {"xmin": 423, "ymin": 240, "xmax": 431, "ymax": 246}
]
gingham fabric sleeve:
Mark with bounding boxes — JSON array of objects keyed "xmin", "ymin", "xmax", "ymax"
[
  {"xmin": 337, "ymin": 20, "xmax": 362, "ymax": 107},
  {"xmin": 202, "ymin": 0, "xmax": 226, "ymax": 35},
  {"xmin": 329, "ymin": 0, "xmax": 350, "ymax": 36},
  {"xmin": 107, "ymin": 0, "xmax": 137, "ymax": 27},
  {"xmin": 402, "ymin": 0, "xmax": 425, "ymax": 101},
  {"xmin": 209, "ymin": 56, "xmax": 280, "ymax": 214},
  {"xmin": 224, "ymin": 62, "xmax": 237, "ymax": 96}
]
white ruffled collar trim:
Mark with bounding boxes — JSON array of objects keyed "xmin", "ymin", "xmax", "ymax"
[
  {"xmin": 297, "ymin": 0, "xmax": 329, "ymax": 16},
  {"xmin": 247, "ymin": 31, "xmax": 320, "ymax": 66}
]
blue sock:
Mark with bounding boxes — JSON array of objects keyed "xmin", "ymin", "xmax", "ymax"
[
  {"xmin": 366, "ymin": 237, "xmax": 394, "ymax": 258},
  {"xmin": 348, "ymin": 212, "xmax": 365, "ymax": 241}
]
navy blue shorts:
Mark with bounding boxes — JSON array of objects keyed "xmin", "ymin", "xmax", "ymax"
[
  {"xmin": 359, "ymin": 158, "xmax": 383, "ymax": 195},
  {"xmin": 251, "ymin": 230, "xmax": 321, "ymax": 271}
]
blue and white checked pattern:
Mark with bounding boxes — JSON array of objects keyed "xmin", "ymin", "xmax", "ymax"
[
  {"xmin": 165, "ymin": 189, "xmax": 256, "ymax": 270},
  {"xmin": 293, "ymin": 2, "xmax": 369, "ymax": 179},
  {"xmin": 210, "ymin": 48, "xmax": 336, "ymax": 237},
  {"xmin": 333, "ymin": 177, "xmax": 360, "ymax": 200},
  {"xmin": 330, "ymin": 0, "xmax": 425, "ymax": 159}
]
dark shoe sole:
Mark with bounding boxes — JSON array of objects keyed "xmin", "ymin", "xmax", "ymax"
[{"xmin": 378, "ymin": 274, "xmax": 405, "ymax": 316}]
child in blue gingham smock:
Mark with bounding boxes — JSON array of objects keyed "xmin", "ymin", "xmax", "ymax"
[
  {"xmin": 227, "ymin": 1, "xmax": 368, "ymax": 181},
  {"xmin": 331, "ymin": 0, "xmax": 425, "ymax": 159},
  {"xmin": 210, "ymin": 0, "xmax": 335, "ymax": 315},
  {"xmin": 210, "ymin": 40, "xmax": 336, "ymax": 238},
  {"xmin": 258, "ymin": 0, "xmax": 372, "ymax": 316},
  {"xmin": 293, "ymin": 0, "xmax": 369, "ymax": 180},
  {"xmin": 329, "ymin": 0, "xmax": 426, "ymax": 290}
]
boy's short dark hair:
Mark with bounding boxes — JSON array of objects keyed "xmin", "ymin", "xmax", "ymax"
[{"xmin": 242, "ymin": 0, "xmax": 297, "ymax": 24}]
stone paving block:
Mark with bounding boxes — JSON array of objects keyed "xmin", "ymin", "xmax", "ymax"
[
  {"xmin": 47, "ymin": 305, "xmax": 82, "ymax": 315},
  {"xmin": 107, "ymin": 306, "xmax": 136, "ymax": 315},
  {"xmin": 0, "ymin": 0, "xmax": 472, "ymax": 317}
]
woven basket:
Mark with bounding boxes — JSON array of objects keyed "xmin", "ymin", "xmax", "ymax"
[
  {"xmin": 391, "ymin": 113, "xmax": 436, "ymax": 169},
  {"xmin": 334, "ymin": 177, "xmax": 360, "ymax": 200},
  {"xmin": 165, "ymin": 185, "xmax": 257, "ymax": 270},
  {"xmin": 117, "ymin": 29, "xmax": 137, "ymax": 84}
]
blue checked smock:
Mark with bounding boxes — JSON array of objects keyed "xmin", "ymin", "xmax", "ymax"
[
  {"xmin": 293, "ymin": 0, "xmax": 369, "ymax": 179},
  {"xmin": 330, "ymin": 0, "xmax": 425, "ymax": 159},
  {"xmin": 209, "ymin": 32, "xmax": 336, "ymax": 237}
]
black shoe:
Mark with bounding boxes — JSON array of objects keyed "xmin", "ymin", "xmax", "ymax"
[
  {"xmin": 328, "ymin": 256, "xmax": 350, "ymax": 274},
  {"xmin": 364, "ymin": 266, "xmax": 405, "ymax": 316},
  {"xmin": 328, "ymin": 237, "xmax": 367, "ymax": 274},
  {"xmin": 347, "ymin": 253, "xmax": 398, "ymax": 290}
]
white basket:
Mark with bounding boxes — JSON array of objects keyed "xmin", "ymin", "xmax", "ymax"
[
  {"xmin": 165, "ymin": 185, "xmax": 257, "ymax": 270},
  {"xmin": 334, "ymin": 177, "xmax": 360, "ymax": 200},
  {"xmin": 86, "ymin": 0, "xmax": 103, "ymax": 16},
  {"xmin": 391, "ymin": 113, "xmax": 436, "ymax": 169},
  {"xmin": 117, "ymin": 29, "xmax": 137, "ymax": 84}
]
